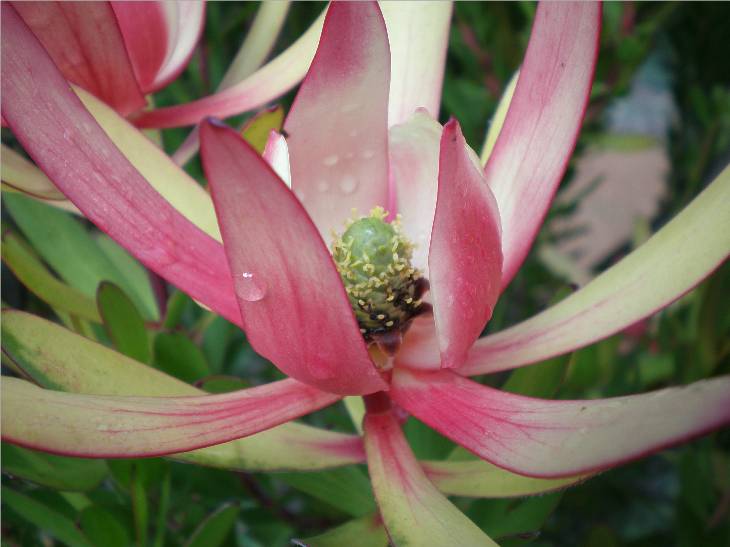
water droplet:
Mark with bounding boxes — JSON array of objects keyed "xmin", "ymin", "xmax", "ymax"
[
  {"xmin": 322, "ymin": 154, "xmax": 339, "ymax": 167},
  {"xmin": 339, "ymin": 175, "xmax": 358, "ymax": 195},
  {"xmin": 317, "ymin": 180, "xmax": 330, "ymax": 192},
  {"xmin": 361, "ymin": 149, "xmax": 375, "ymax": 159},
  {"xmin": 341, "ymin": 103, "xmax": 359, "ymax": 113},
  {"xmin": 235, "ymin": 272, "xmax": 267, "ymax": 302}
]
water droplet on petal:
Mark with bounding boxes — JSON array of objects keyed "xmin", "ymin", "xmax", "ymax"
[
  {"xmin": 236, "ymin": 272, "xmax": 267, "ymax": 302},
  {"xmin": 339, "ymin": 175, "xmax": 358, "ymax": 195},
  {"xmin": 323, "ymin": 154, "xmax": 339, "ymax": 167},
  {"xmin": 317, "ymin": 180, "xmax": 330, "ymax": 192},
  {"xmin": 361, "ymin": 149, "xmax": 375, "ymax": 159}
]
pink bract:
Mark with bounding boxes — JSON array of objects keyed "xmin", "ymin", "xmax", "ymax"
[
  {"xmin": 11, "ymin": 1, "xmax": 204, "ymax": 117},
  {"xmin": 2, "ymin": 2, "xmax": 729, "ymax": 544}
]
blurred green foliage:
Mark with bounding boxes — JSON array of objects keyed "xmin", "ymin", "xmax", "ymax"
[{"xmin": 2, "ymin": 2, "xmax": 729, "ymax": 546}]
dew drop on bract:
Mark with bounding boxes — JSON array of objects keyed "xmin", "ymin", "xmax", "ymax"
[
  {"xmin": 339, "ymin": 175, "xmax": 358, "ymax": 195},
  {"xmin": 323, "ymin": 154, "xmax": 339, "ymax": 167},
  {"xmin": 236, "ymin": 272, "xmax": 267, "ymax": 302}
]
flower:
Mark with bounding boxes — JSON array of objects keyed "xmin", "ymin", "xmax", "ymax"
[{"xmin": 2, "ymin": 1, "xmax": 729, "ymax": 544}]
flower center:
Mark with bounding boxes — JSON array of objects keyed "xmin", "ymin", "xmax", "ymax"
[{"xmin": 332, "ymin": 207, "xmax": 428, "ymax": 353}]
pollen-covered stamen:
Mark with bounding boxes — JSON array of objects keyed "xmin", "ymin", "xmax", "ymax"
[{"xmin": 332, "ymin": 207, "xmax": 428, "ymax": 353}]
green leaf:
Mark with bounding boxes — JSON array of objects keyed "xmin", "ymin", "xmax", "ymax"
[
  {"xmin": 162, "ymin": 290, "xmax": 191, "ymax": 330},
  {"xmin": 80, "ymin": 506, "xmax": 130, "ymax": 547},
  {"xmin": 185, "ymin": 503, "xmax": 240, "ymax": 547},
  {"xmin": 469, "ymin": 493, "xmax": 563, "ymax": 540},
  {"xmin": 95, "ymin": 233, "xmax": 159, "ymax": 321},
  {"xmin": 199, "ymin": 375, "xmax": 249, "ymax": 393},
  {"xmin": 1, "ymin": 443, "xmax": 107, "ymax": 492},
  {"xmin": 153, "ymin": 332, "xmax": 209, "ymax": 382},
  {"xmin": 153, "ymin": 470, "xmax": 172, "ymax": 547},
  {"xmin": 202, "ymin": 315, "xmax": 235, "ymax": 372},
  {"xmin": 501, "ymin": 353, "xmax": 570, "ymax": 398},
  {"xmin": 3, "ymin": 193, "xmax": 158, "ymax": 320},
  {"xmin": 1, "ymin": 486, "xmax": 93, "ymax": 547},
  {"xmin": 98, "ymin": 282, "xmax": 151, "ymax": 363},
  {"xmin": 403, "ymin": 417, "xmax": 454, "ymax": 459},
  {"xmin": 294, "ymin": 514, "xmax": 388, "ymax": 547},
  {"xmin": 132, "ymin": 465, "xmax": 149, "ymax": 547},
  {"xmin": 278, "ymin": 466, "xmax": 376, "ymax": 518},
  {"xmin": 1, "ymin": 230, "xmax": 101, "ymax": 322}
]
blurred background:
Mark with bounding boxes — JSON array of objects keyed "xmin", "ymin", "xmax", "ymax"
[{"xmin": 2, "ymin": 2, "xmax": 729, "ymax": 546}]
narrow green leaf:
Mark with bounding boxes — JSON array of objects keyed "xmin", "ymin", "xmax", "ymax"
[
  {"xmin": 132, "ymin": 465, "xmax": 149, "ymax": 547},
  {"xmin": 4, "ymin": 193, "xmax": 157, "ymax": 320},
  {"xmin": 278, "ymin": 466, "xmax": 376, "ymax": 518},
  {"xmin": 294, "ymin": 514, "xmax": 388, "ymax": 547},
  {"xmin": 403, "ymin": 417, "xmax": 454, "ymax": 460},
  {"xmin": 469, "ymin": 493, "xmax": 563, "ymax": 540},
  {"xmin": 199, "ymin": 375, "xmax": 249, "ymax": 393},
  {"xmin": 501, "ymin": 353, "xmax": 571, "ymax": 398},
  {"xmin": 153, "ymin": 470, "xmax": 172, "ymax": 547},
  {"xmin": 185, "ymin": 503, "xmax": 240, "ymax": 547},
  {"xmin": 97, "ymin": 282, "xmax": 151, "ymax": 363},
  {"xmin": 1, "ymin": 231, "xmax": 101, "ymax": 322},
  {"xmin": 202, "ymin": 316, "xmax": 235, "ymax": 373},
  {"xmin": 1, "ymin": 443, "xmax": 107, "ymax": 492},
  {"xmin": 80, "ymin": 506, "xmax": 130, "ymax": 547},
  {"xmin": 95, "ymin": 233, "xmax": 159, "ymax": 321},
  {"xmin": 153, "ymin": 332, "xmax": 209, "ymax": 382},
  {"xmin": 1, "ymin": 486, "xmax": 93, "ymax": 547},
  {"xmin": 162, "ymin": 290, "xmax": 191, "ymax": 330}
]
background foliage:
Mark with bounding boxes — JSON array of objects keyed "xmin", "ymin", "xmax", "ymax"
[{"xmin": 2, "ymin": 2, "xmax": 729, "ymax": 546}]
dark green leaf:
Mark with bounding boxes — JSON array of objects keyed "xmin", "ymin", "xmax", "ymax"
[
  {"xmin": 185, "ymin": 503, "xmax": 239, "ymax": 547},
  {"xmin": 80, "ymin": 506, "xmax": 130, "ymax": 547},
  {"xmin": 501, "ymin": 353, "xmax": 571, "ymax": 398},
  {"xmin": 4, "ymin": 193, "xmax": 157, "ymax": 320},
  {"xmin": 278, "ymin": 466, "xmax": 376, "ymax": 518},
  {"xmin": 1, "ymin": 485, "xmax": 93, "ymax": 547},
  {"xmin": 97, "ymin": 282, "xmax": 151, "ymax": 363},
  {"xmin": 2, "ymin": 443, "xmax": 107, "ymax": 492},
  {"xmin": 153, "ymin": 332, "xmax": 210, "ymax": 382}
]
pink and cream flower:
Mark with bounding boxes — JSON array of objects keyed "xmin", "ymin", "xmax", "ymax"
[{"xmin": 2, "ymin": 2, "xmax": 729, "ymax": 543}]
